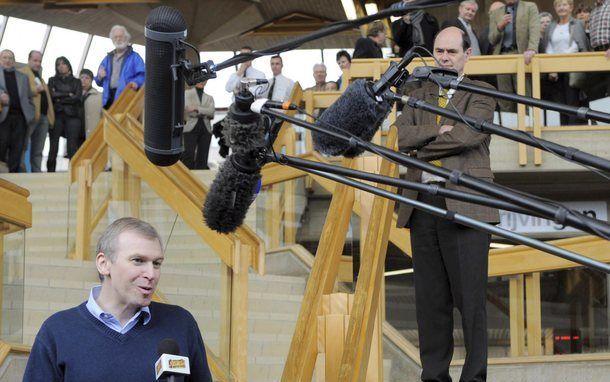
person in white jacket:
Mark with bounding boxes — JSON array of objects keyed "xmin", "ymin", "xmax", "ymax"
[{"xmin": 183, "ymin": 81, "xmax": 215, "ymax": 169}]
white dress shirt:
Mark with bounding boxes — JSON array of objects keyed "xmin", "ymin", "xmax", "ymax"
[
  {"xmin": 264, "ymin": 73, "xmax": 295, "ymax": 101},
  {"xmin": 225, "ymin": 66, "xmax": 266, "ymax": 99}
]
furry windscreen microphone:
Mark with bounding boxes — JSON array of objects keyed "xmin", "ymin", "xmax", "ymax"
[
  {"xmin": 312, "ymin": 79, "xmax": 392, "ymax": 157},
  {"xmin": 221, "ymin": 106, "xmax": 266, "ymax": 153},
  {"xmin": 203, "ymin": 153, "xmax": 262, "ymax": 234}
]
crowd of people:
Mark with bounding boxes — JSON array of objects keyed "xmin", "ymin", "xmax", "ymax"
[{"xmin": 0, "ymin": 24, "xmax": 144, "ymax": 173}]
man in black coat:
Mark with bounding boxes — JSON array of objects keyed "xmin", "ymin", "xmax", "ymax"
[
  {"xmin": 442, "ymin": 0, "xmax": 482, "ymax": 56},
  {"xmin": 391, "ymin": 0, "xmax": 439, "ymax": 57},
  {"xmin": 353, "ymin": 21, "xmax": 386, "ymax": 59}
]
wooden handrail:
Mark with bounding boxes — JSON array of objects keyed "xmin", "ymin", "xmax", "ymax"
[
  {"xmin": 103, "ymin": 112, "xmax": 264, "ymax": 272},
  {"xmin": 0, "ymin": 178, "xmax": 32, "ymax": 229}
]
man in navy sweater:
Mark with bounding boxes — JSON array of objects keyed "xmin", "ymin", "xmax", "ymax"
[{"xmin": 23, "ymin": 217, "xmax": 213, "ymax": 381}]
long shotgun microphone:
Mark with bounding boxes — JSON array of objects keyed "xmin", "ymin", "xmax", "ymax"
[{"xmin": 144, "ymin": 6, "xmax": 188, "ymax": 166}]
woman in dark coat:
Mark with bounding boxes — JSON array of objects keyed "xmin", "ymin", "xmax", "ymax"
[{"xmin": 47, "ymin": 56, "xmax": 83, "ymax": 172}]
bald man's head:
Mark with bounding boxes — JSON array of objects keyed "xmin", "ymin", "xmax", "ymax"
[{"xmin": 433, "ymin": 27, "xmax": 472, "ymax": 76}]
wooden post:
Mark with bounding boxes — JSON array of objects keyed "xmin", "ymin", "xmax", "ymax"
[
  {"xmin": 531, "ymin": 56, "xmax": 542, "ymax": 165},
  {"xmin": 283, "ymin": 127, "xmax": 298, "ymax": 244},
  {"xmin": 230, "ymin": 241, "xmax": 250, "ymax": 380},
  {"xmin": 219, "ymin": 261, "xmax": 232, "ymax": 365},
  {"xmin": 525, "ymin": 272, "xmax": 542, "ymax": 356},
  {"xmin": 0, "ymin": 232, "xmax": 4, "ymax": 333},
  {"xmin": 516, "ymin": 57, "xmax": 527, "ymax": 166},
  {"xmin": 509, "ymin": 274, "xmax": 525, "ymax": 356},
  {"xmin": 264, "ymin": 186, "xmax": 282, "ymax": 249},
  {"xmin": 281, "ymin": 158, "xmax": 356, "ymax": 382},
  {"xmin": 339, "ymin": 128, "xmax": 398, "ymax": 382},
  {"xmin": 74, "ymin": 161, "xmax": 92, "ymax": 260}
]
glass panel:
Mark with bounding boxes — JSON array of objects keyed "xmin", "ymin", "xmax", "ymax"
[
  {"xmin": 41, "ymin": 26, "xmax": 88, "ymax": 83},
  {"xmin": 1, "ymin": 17, "xmax": 47, "ymax": 64},
  {"xmin": 82, "ymin": 35, "xmax": 115, "ymax": 91},
  {"xmin": 2, "ymin": 225, "xmax": 25, "ymax": 344},
  {"xmin": 277, "ymin": 49, "xmax": 323, "ymax": 90},
  {"xmin": 200, "ymin": 51, "xmax": 235, "ymax": 109},
  {"xmin": 541, "ymin": 268, "xmax": 609, "ymax": 354}
]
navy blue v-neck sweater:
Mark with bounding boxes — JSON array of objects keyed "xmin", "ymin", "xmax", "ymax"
[{"xmin": 23, "ymin": 302, "xmax": 212, "ymax": 382}]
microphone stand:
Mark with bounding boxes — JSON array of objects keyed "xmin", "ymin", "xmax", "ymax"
[
  {"xmin": 258, "ymin": 107, "xmax": 610, "ymax": 240},
  {"xmin": 385, "ymin": 90, "xmax": 610, "ymax": 173},
  {"xmin": 412, "ymin": 66, "xmax": 610, "ymax": 124},
  {"xmin": 264, "ymin": 152, "xmax": 610, "ymax": 274},
  {"xmin": 272, "ymin": 152, "xmax": 541, "ymax": 216}
]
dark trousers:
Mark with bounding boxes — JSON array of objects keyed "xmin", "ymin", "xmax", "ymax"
[
  {"xmin": 410, "ymin": 192, "xmax": 490, "ymax": 382},
  {"xmin": 182, "ymin": 122, "xmax": 212, "ymax": 170},
  {"xmin": 0, "ymin": 113, "xmax": 27, "ymax": 173},
  {"xmin": 47, "ymin": 113, "xmax": 83, "ymax": 172},
  {"xmin": 548, "ymin": 73, "xmax": 585, "ymax": 125},
  {"xmin": 103, "ymin": 88, "xmax": 117, "ymax": 110}
]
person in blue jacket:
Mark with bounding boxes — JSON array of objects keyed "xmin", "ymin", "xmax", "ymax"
[{"xmin": 95, "ymin": 25, "xmax": 145, "ymax": 109}]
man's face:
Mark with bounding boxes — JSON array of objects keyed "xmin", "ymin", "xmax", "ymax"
[
  {"xmin": 459, "ymin": 2, "xmax": 479, "ymax": 22},
  {"xmin": 313, "ymin": 66, "xmax": 327, "ymax": 84},
  {"xmin": 433, "ymin": 28, "xmax": 471, "ymax": 76},
  {"xmin": 270, "ymin": 57, "xmax": 283, "ymax": 76},
  {"xmin": 373, "ymin": 31, "xmax": 387, "ymax": 46},
  {"xmin": 80, "ymin": 74, "xmax": 92, "ymax": 90},
  {"xmin": 195, "ymin": 80, "xmax": 206, "ymax": 89},
  {"xmin": 28, "ymin": 52, "xmax": 42, "ymax": 72},
  {"xmin": 97, "ymin": 230, "xmax": 164, "ymax": 311},
  {"xmin": 0, "ymin": 51, "xmax": 15, "ymax": 69},
  {"xmin": 111, "ymin": 28, "xmax": 129, "ymax": 50},
  {"xmin": 337, "ymin": 56, "xmax": 351, "ymax": 70}
]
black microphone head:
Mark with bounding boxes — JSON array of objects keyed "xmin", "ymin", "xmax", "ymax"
[
  {"xmin": 203, "ymin": 154, "xmax": 262, "ymax": 234},
  {"xmin": 144, "ymin": 6, "xmax": 188, "ymax": 166},
  {"xmin": 157, "ymin": 338, "xmax": 180, "ymax": 356},
  {"xmin": 312, "ymin": 79, "xmax": 392, "ymax": 158}
]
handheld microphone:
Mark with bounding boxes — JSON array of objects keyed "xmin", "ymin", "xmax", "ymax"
[
  {"xmin": 241, "ymin": 78, "xmax": 269, "ymax": 85},
  {"xmin": 144, "ymin": 6, "xmax": 188, "ymax": 166},
  {"xmin": 311, "ymin": 79, "xmax": 393, "ymax": 157},
  {"xmin": 203, "ymin": 151, "xmax": 263, "ymax": 234},
  {"xmin": 155, "ymin": 338, "xmax": 190, "ymax": 381},
  {"xmin": 251, "ymin": 98, "xmax": 298, "ymax": 113}
]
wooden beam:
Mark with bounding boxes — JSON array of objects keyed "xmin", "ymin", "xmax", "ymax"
[
  {"xmin": 525, "ymin": 272, "xmax": 542, "ymax": 356},
  {"xmin": 339, "ymin": 128, "xmax": 398, "ymax": 382},
  {"xmin": 74, "ymin": 161, "xmax": 92, "ymax": 261},
  {"xmin": 229, "ymin": 242, "xmax": 250, "ymax": 380},
  {"xmin": 509, "ymin": 275, "xmax": 525, "ymax": 357},
  {"xmin": 281, "ymin": 158, "xmax": 356, "ymax": 382},
  {"xmin": 0, "ymin": 179, "xmax": 32, "ymax": 229}
]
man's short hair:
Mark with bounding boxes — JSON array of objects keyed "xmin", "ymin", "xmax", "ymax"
[
  {"xmin": 539, "ymin": 11, "xmax": 553, "ymax": 19},
  {"xmin": 0, "ymin": 49, "xmax": 15, "ymax": 58},
  {"xmin": 336, "ymin": 50, "xmax": 352, "ymax": 63},
  {"xmin": 366, "ymin": 21, "xmax": 386, "ymax": 38},
  {"xmin": 28, "ymin": 50, "xmax": 42, "ymax": 60},
  {"xmin": 109, "ymin": 25, "xmax": 131, "ymax": 41},
  {"xmin": 553, "ymin": 0, "xmax": 573, "ymax": 7},
  {"xmin": 459, "ymin": 0, "xmax": 478, "ymax": 8},
  {"xmin": 313, "ymin": 63, "xmax": 327, "ymax": 71},
  {"xmin": 240, "ymin": 45, "xmax": 253, "ymax": 52},
  {"xmin": 270, "ymin": 54, "xmax": 283, "ymax": 64},
  {"xmin": 80, "ymin": 68, "xmax": 94, "ymax": 79},
  {"xmin": 96, "ymin": 217, "xmax": 163, "ymax": 263}
]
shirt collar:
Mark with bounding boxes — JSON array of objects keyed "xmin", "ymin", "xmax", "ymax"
[{"xmin": 86, "ymin": 285, "xmax": 151, "ymax": 327}]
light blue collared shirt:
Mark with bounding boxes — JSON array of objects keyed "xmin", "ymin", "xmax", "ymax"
[{"xmin": 85, "ymin": 285, "xmax": 151, "ymax": 334}]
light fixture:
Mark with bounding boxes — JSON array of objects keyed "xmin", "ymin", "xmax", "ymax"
[
  {"xmin": 341, "ymin": 0, "xmax": 358, "ymax": 20},
  {"xmin": 364, "ymin": 3, "xmax": 379, "ymax": 15},
  {"xmin": 384, "ymin": 268, "xmax": 414, "ymax": 277}
]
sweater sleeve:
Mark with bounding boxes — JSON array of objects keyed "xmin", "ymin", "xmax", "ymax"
[
  {"xmin": 186, "ymin": 313, "xmax": 213, "ymax": 382},
  {"xmin": 23, "ymin": 325, "xmax": 63, "ymax": 382}
]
